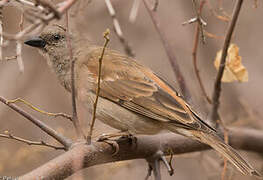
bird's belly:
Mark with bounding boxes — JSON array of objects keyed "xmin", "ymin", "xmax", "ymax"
[{"xmin": 84, "ymin": 92, "xmax": 163, "ymax": 135}]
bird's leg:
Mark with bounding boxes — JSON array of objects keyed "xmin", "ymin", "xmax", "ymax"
[
  {"xmin": 97, "ymin": 131, "xmax": 136, "ymax": 156},
  {"xmin": 145, "ymin": 150, "xmax": 174, "ymax": 180},
  {"xmin": 97, "ymin": 131, "xmax": 132, "ymax": 141}
]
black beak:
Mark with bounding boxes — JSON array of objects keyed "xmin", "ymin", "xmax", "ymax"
[{"xmin": 24, "ymin": 37, "xmax": 46, "ymax": 48}]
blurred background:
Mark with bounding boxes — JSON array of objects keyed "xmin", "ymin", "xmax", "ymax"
[{"xmin": 0, "ymin": 0, "xmax": 262, "ymax": 179}]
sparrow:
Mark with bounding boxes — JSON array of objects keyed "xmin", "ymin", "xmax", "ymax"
[{"xmin": 24, "ymin": 25, "xmax": 260, "ymax": 177}]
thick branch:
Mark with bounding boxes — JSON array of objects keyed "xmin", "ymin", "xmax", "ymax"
[
  {"xmin": 20, "ymin": 127, "xmax": 263, "ymax": 179},
  {"xmin": 209, "ymin": 0, "xmax": 244, "ymax": 125}
]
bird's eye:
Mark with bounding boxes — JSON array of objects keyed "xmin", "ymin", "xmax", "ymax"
[{"xmin": 53, "ymin": 34, "xmax": 61, "ymax": 40}]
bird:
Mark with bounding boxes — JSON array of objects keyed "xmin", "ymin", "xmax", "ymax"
[{"xmin": 24, "ymin": 25, "xmax": 260, "ymax": 177}]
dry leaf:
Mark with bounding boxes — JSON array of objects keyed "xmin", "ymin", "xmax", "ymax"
[{"xmin": 214, "ymin": 44, "xmax": 248, "ymax": 82}]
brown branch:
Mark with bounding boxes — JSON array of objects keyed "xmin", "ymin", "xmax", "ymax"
[
  {"xmin": 209, "ymin": 0, "xmax": 244, "ymax": 125},
  {"xmin": 19, "ymin": 127, "xmax": 263, "ymax": 179},
  {"xmin": 0, "ymin": 96, "xmax": 72, "ymax": 149},
  {"xmin": 192, "ymin": 0, "xmax": 212, "ymax": 104},
  {"xmin": 65, "ymin": 11, "xmax": 85, "ymax": 139},
  {"xmin": 191, "ymin": 0, "xmax": 206, "ymax": 43},
  {"xmin": 0, "ymin": 132, "xmax": 66, "ymax": 150},
  {"xmin": 104, "ymin": 0, "xmax": 135, "ymax": 57},
  {"xmin": 142, "ymin": 0, "xmax": 191, "ymax": 100},
  {"xmin": 87, "ymin": 30, "xmax": 110, "ymax": 144}
]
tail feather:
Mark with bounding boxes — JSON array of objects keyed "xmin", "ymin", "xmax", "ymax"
[
  {"xmin": 198, "ymin": 131, "xmax": 261, "ymax": 177},
  {"xmin": 170, "ymin": 127, "xmax": 261, "ymax": 178}
]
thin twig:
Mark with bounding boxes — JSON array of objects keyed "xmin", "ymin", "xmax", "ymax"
[
  {"xmin": 16, "ymin": 41, "xmax": 24, "ymax": 73},
  {"xmin": 206, "ymin": 1, "xmax": 230, "ymax": 22},
  {"xmin": 253, "ymin": 0, "xmax": 258, "ymax": 8},
  {"xmin": 209, "ymin": 0, "xmax": 244, "ymax": 125},
  {"xmin": 35, "ymin": 0, "xmax": 61, "ymax": 19},
  {"xmin": 152, "ymin": 0, "xmax": 159, "ymax": 11},
  {"xmin": 142, "ymin": 0, "xmax": 191, "ymax": 100},
  {"xmin": 87, "ymin": 29, "xmax": 110, "ymax": 144},
  {"xmin": 0, "ymin": 0, "xmax": 9, "ymax": 7},
  {"xmin": 192, "ymin": 0, "xmax": 211, "ymax": 104},
  {"xmin": 57, "ymin": 0, "xmax": 78, "ymax": 14},
  {"xmin": 221, "ymin": 126, "xmax": 230, "ymax": 180},
  {"xmin": 13, "ymin": 0, "xmax": 44, "ymax": 10},
  {"xmin": 0, "ymin": 0, "xmax": 77, "ymax": 40},
  {"xmin": 0, "ymin": 96, "xmax": 72, "ymax": 149},
  {"xmin": 16, "ymin": 14, "xmax": 24, "ymax": 72},
  {"xmin": 104, "ymin": 0, "xmax": 135, "ymax": 57},
  {"xmin": 5, "ymin": 55, "xmax": 17, "ymax": 61},
  {"xmin": 0, "ymin": 131, "xmax": 66, "ymax": 150},
  {"xmin": 191, "ymin": 0, "xmax": 206, "ymax": 43},
  {"xmin": 129, "ymin": 0, "xmax": 140, "ymax": 23},
  {"xmin": 65, "ymin": 11, "xmax": 85, "ymax": 139},
  {"xmin": 7, "ymin": 98, "xmax": 72, "ymax": 121}
]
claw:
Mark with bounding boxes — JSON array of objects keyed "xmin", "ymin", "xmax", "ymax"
[{"xmin": 97, "ymin": 133, "xmax": 122, "ymax": 155}]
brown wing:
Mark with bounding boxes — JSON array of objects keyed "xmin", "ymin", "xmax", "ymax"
[{"xmin": 80, "ymin": 47, "xmax": 215, "ymax": 132}]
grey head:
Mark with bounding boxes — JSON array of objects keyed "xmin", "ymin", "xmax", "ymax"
[
  {"xmin": 24, "ymin": 25, "xmax": 73, "ymax": 91},
  {"xmin": 24, "ymin": 25, "xmax": 68, "ymax": 54}
]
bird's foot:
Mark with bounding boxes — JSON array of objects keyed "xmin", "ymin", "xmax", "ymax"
[
  {"xmin": 97, "ymin": 131, "xmax": 135, "ymax": 155},
  {"xmin": 97, "ymin": 131, "xmax": 132, "ymax": 141}
]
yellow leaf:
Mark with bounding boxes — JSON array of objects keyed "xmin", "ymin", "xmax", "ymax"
[{"xmin": 214, "ymin": 44, "xmax": 248, "ymax": 82}]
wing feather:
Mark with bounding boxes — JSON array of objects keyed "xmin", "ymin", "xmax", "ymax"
[{"xmin": 80, "ymin": 48, "xmax": 214, "ymax": 132}]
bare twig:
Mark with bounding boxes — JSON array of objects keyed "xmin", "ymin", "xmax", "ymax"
[
  {"xmin": 5, "ymin": 55, "xmax": 17, "ymax": 61},
  {"xmin": 207, "ymin": 1, "xmax": 230, "ymax": 22},
  {"xmin": 204, "ymin": 30, "xmax": 224, "ymax": 40},
  {"xmin": 129, "ymin": 0, "xmax": 140, "ymax": 23},
  {"xmin": 0, "ymin": 131, "xmax": 66, "ymax": 150},
  {"xmin": 253, "ymin": 0, "xmax": 258, "ymax": 8},
  {"xmin": 0, "ymin": 96, "xmax": 72, "ymax": 149},
  {"xmin": 221, "ymin": 127, "xmax": 230, "ymax": 180},
  {"xmin": 57, "ymin": 0, "xmax": 78, "ymax": 14},
  {"xmin": 7, "ymin": 98, "xmax": 72, "ymax": 121},
  {"xmin": 152, "ymin": 0, "xmax": 159, "ymax": 11},
  {"xmin": 142, "ymin": 0, "xmax": 191, "ymax": 100},
  {"xmin": 192, "ymin": 0, "xmax": 211, "ymax": 104},
  {"xmin": 87, "ymin": 29, "xmax": 110, "ymax": 144},
  {"xmin": 14, "ymin": 0, "xmax": 43, "ymax": 10},
  {"xmin": 192, "ymin": 0, "xmax": 207, "ymax": 43},
  {"xmin": 35, "ymin": 0, "xmax": 61, "ymax": 19},
  {"xmin": 104, "ymin": 0, "xmax": 135, "ymax": 57},
  {"xmin": 183, "ymin": 0, "xmax": 207, "ymax": 43},
  {"xmin": 65, "ymin": 11, "xmax": 85, "ymax": 139},
  {"xmin": 0, "ymin": 0, "xmax": 9, "ymax": 7},
  {"xmin": 16, "ymin": 41, "xmax": 24, "ymax": 73},
  {"xmin": 0, "ymin": 0, "xmax": 78, "ymax": 40},
  {"xmin": 209, "ymin": 0, "xmax": 244, "ymax": 125}
]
